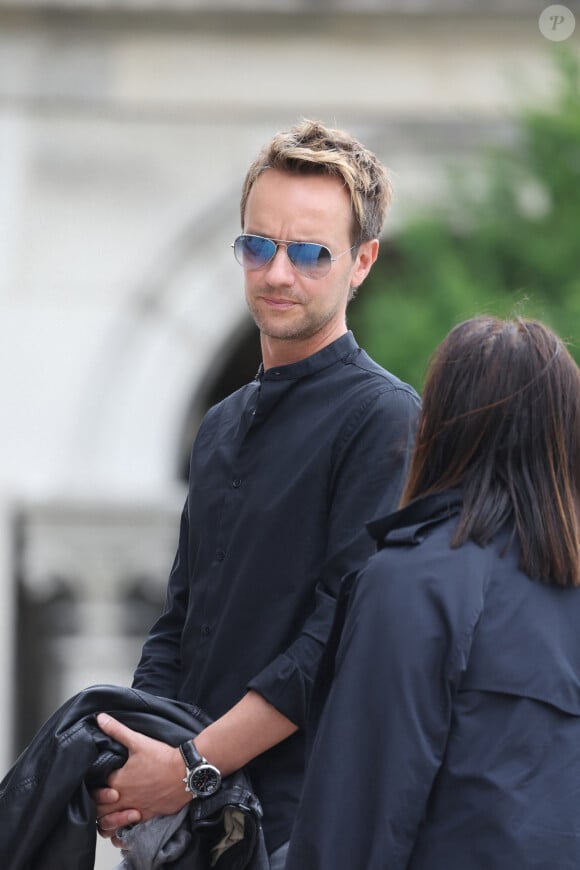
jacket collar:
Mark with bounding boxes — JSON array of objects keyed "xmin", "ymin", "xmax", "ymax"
[{"xmin": 367, "ymin": 489, "xmax": 463, "ymax": 548}]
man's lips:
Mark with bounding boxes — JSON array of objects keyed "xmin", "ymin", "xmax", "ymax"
[{"xmin": 261, "ymin": 296, "xmax": 300, "ymax": 309}]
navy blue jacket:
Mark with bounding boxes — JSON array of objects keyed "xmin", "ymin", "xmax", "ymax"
[
  {"xmin": 132, "ymin": 331, "xmax": 419, "ymax": 851},
  {"xmin": 286, "ymin": 491, "xmax": 580, "ymax": 869}
]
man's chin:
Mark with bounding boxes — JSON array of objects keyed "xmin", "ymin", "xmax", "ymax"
[{"xmin": 250, "ymin": 312, "xmax": 309, "ymax": 342}]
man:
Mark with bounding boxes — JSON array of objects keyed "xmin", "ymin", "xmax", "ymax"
[{"xmin": 94, "ymin": 120, "xmax": 420, "ymax": 868}]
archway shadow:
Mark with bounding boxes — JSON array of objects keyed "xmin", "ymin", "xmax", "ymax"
[{"xmin": 177, "ymin": 318, "xmax": 262, "ymax": 482}]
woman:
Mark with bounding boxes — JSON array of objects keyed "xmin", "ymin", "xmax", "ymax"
[{"xmin": 285, "ymin": 316, "xmax": 580, "ymax": 869}]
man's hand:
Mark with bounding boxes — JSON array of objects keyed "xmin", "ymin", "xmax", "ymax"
[
  {"xmin": 93, "ymin": 691, "xmax": 298, "ymax": 847},
  {"xmin": 93, "ymin": 713, "xmax": 190, "ymax": 844}
]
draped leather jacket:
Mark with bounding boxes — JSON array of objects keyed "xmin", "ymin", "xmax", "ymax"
[{"xmin": 0, "ymin": 684, "xmax": 269, "ymax": 870}]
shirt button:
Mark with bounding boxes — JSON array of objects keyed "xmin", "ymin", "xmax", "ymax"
[
  {"xmin": 201, "ymin": 624, "xmax": 212, "ymax": 637},
  {"xmin": 215, "ymin": 549, "xmax": 226, "ymax": 562},
  {"xmin": 232, "ymin": 478, "xmax": 242, "ymax": 488}
]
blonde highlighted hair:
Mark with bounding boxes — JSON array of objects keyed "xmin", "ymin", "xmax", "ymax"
[{"xmin": 240, "ymin": 119, "xmax": 393, "ymax": 244}]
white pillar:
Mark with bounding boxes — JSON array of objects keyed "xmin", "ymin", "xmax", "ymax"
[{"xmin": 0, "ymin": 113, "xmax": 28, "ymax": 301}]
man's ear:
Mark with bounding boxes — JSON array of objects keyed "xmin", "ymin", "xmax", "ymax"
[{"xmin": 351, "ymin": 239, "xmax": 379, "ymax": 289}]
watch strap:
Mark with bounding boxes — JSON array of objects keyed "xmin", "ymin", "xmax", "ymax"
[{"xmin": 179, "ymin": 739, "xmax": 205, "ymax": 770}]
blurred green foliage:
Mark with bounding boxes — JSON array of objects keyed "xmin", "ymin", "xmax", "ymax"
[{"xmin": 349, "ymin": 49, "xmax": 580, "ymax": 394}]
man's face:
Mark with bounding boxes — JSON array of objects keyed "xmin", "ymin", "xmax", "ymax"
[{"xmin": 242, "ymin": 169, "xmax": 375, "ymax": 356}]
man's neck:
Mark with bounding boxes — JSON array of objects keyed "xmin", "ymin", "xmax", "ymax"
[{"xmin": 260, "ymin": 324, "xmax": 348, "ymax": 371}]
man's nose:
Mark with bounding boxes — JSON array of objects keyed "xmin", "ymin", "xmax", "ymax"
[{"xmin": 265, "ymin": 245, "xmax": 296, "ymax": 284}]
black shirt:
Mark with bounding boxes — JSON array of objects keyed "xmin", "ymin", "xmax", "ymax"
[{"xmin": 133, "ymin": 331, "xmax": 420, "ymax": 851}]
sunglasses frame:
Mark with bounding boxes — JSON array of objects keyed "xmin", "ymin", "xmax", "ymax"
[{"xmin": 232, "ymin": 234, "xmax": 356, "ymax": 279}]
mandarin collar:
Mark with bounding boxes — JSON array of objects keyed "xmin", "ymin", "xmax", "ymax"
[
  {"xmin": 367, "ymin": 490, "xmax": 463, "ymax": 548},
  {"xmin": 257, "ymin": 331, "xmax": 359, "ymax": 382}
]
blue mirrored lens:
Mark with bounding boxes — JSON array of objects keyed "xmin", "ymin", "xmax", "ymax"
[
  {"xmin": 235, "ymin": 235, "xmax": 277, "ymax": 269},
  {"xmin": 287, "ymin": 243, "xmax": 330, "ymax": 275},
  {"xmin": 233, "ymin": 235, "xmax": 333, "ymax": 277}
]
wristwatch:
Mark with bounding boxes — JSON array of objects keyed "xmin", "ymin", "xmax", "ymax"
[{"xmin": 179, "ymin": 739, "xmax": 222, "ymax": 798}]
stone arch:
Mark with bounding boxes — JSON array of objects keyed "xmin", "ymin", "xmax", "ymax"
[
  {"xmin": 177, "ymin": 316, "xmax": 262, "ymax": 482},
  {"xmin": 62, "ymin": 187, "xmax": 249, "ymax": 497}
]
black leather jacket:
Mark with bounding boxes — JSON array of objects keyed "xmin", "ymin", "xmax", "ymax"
[{"xmin": 0, "ymin": 684, "xmax": 269, "ymax": 870}]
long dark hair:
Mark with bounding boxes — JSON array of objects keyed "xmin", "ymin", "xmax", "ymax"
[{"xmin": 401, "ymin": 316, "xmax": 580, "ymax": 587}]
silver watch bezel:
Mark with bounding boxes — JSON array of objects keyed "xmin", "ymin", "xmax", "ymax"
[{"xmin": 182, "ymin": 759, "xmax": 222, "ymax": 798}]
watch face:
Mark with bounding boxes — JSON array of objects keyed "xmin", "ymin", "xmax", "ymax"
[{"xmin": 189, "ymin": 763, "xmax": 221, "ymax": 797}]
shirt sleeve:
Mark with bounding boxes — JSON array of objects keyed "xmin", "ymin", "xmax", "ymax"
[
  {"xmin": 285, "ymin": 538, "xmax": 489, "ymax": 870},
  {"xmin": 132, "ymin": 499, "xmax": 190, "ymax": 699},
  {"xmin": 247, "ymin": 385, "xmax": 420, "ymax": 728}
]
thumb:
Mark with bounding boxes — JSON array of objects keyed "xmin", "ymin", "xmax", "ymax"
[{"xmin": 96, "ymin": 713, "xmax": 139, "ymax": 752}]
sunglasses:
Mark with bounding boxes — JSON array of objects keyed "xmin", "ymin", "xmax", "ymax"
[{"xmin": 232, "ymin": 234, "xmax": 356, "ymax": 279}]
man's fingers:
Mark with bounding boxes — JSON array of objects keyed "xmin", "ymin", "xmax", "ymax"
[
  {"xmin": 97, "ymin": 809, "xmax": 141, "ymax": 832},
  {"xmin": 92, "ymin": 787, "xmax": 120, "ymax": 804},
  {"xmin": 96, "ymin": 713, "xmax": 139, "ymax": 751},
  {"xmin": 96, "ymin": 823, "xmax": 125, "ymax": 847}
]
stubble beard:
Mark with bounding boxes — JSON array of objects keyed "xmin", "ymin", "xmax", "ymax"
[{"xmin": 247, "ymin": 296, "xmax": 343, "ymax": 343}]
